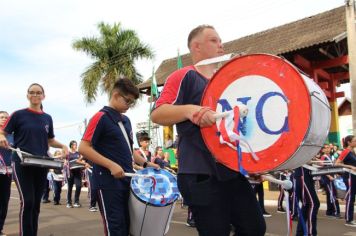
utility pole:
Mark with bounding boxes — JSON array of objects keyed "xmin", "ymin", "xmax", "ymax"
[{"xmin": 345, "ymin": 0, "xmax": 356, "ymax": 135}]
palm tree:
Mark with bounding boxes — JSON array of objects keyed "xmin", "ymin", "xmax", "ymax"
[{"xmin": 73, "ymin": 22, "xmax": 154, "ymax": 103}]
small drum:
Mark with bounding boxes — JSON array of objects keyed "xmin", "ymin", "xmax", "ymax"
[
  {"xmin": 21, "ymin": 155, "xmax": 63, "ymax": 169},
  {"xmin": 0, "ymin": 166, "xmax": 12, "ymax": 175},
  {"xmin": 201, "ymin": 54, "xmax": 330, "ymax": 173},
  {"xmin": 129, "ymin": 167, "xmax": 180, "ymax": 236},
  {"xmin": 69, "ymin": 160, "xmax": 85, "ymax": 170},
  {"xmin": 333, "ymin": 177, "xmax": 347, "ymax": 199}
]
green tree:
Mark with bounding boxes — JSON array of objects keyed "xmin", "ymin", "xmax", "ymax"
[{"xmin": 73, "ymin": 22, "xmax": 154, "ymax": 103}]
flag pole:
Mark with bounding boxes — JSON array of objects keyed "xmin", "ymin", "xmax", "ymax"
[{"xmin": 148, "ymin": 66, "xmax": 155, "ymax": 139}]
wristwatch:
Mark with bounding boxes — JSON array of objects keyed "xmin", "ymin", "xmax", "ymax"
[{"xmin": 143, "ymin": 161, "xmax": 149, "ymax": 168}]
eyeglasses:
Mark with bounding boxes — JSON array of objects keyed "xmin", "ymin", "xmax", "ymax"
[
  {"xmin": 120, "ymin": 94, "xmax": 135, "ymax": 106},
  {"xmin": 28, "ymin": 91, "xmax": 43, "ymax": 96}
]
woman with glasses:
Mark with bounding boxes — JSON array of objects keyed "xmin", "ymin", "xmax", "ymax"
[
  {"xmin": 0, "ymin": 83, "xmax": 68, "ymax": 236},
  {"xmin": 335, "ymin": 135, "xmax": 356, "ymax": 227}
]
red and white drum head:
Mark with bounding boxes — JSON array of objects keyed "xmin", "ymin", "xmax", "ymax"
[{"xmin": 201, "ymin": 54, "xmax": 313, "ymax": 173}]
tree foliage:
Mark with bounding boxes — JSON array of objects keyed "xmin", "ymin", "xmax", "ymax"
[{"xmin": 73, "ymin": 22, "xmax": 154, "ymax": 103}]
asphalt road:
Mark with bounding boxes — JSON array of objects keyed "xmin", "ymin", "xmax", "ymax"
[{"xmin": 2, "ymin": 185, "xmax": 356, "ymax": 236}]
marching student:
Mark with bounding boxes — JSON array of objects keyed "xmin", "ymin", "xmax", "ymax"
[
  {"xmin": 51, "ymin": 150, "xmax": 65, "ymax": 205},
  {"xmin": 151, "ymin": 25, "xmax": 265, "ymax": 236},
  {"xmin": 294, "ymin": 166, "xmax": 320, "ymax": 236},
  {"xmin": 320, "ymin": 144, "xmax": 340, "ymax": 218},
  {"xmin": 79, "ymin": 78, "xmax": 159, "ymax": 235},
  {"xmin": 0, "ymin": 111, "xmax": 13, "ymax": 236},
  {"xmin": 66, "ymin": 140, "xmax": 87, "ymax": 208},
  {"xmin": 335, "ymin": 135, "xmax": 356, "ymax": 227},
  {"xmin": 0, "ymin": 83, "xmax": 68, "ymax": 236},
  {"xmin": 136, "ymin": 135, "xmax": 152, "ymax": 162}
]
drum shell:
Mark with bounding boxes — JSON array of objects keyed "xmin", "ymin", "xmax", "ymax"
[
  {"xmin": 274, "ymin": 73, "xmax": 330, "ymax": 171},
  {"xmin": 200, "ymin": 54, "xmax": 331, "ymax": 173},
  {"xmin": 128, "ymin": 193, "xmax": 175, "ymax": 236}
]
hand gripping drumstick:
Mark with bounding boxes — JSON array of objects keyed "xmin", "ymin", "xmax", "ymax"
[
  {"xmin": 262, "ymin": 174, "xmax": 293, "ymax": 190},
  {"xmin": 212, "ymin": 104, "xmax": 249, "ymax": 119},
  {"xmin": 213, "ymin": 105, "xmax": 259, "ymax": 162},
  {"xmin": 8, "ymin": 147, "xmax": 33, "ymax": 162}
]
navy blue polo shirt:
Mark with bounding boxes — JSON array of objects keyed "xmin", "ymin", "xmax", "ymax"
[
  {"xmin": 0, "ymin": 134, "xmax": 14, "ymax": 166},
  {"xmin": 82, "ymin": 106, "xmax": 134, "ymax": 190},
  {"xmin": 339, "ymin": 149, "xmax": 356, "ymax": 167},
  {"xmin": 68, "ymin": 151, "xmax": 81, "ymax": 162},
  {"xmin": 154, "ymin": 66, "xmax": 219, "ymax": 176},
  {"xmin": 4, "ymin": 108, "xmax": 54, "ymax": 158}
]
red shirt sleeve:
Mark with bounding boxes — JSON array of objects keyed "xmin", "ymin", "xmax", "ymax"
[
  {"xmin": 82, "ymin": 112, "xmax": 104, "ymax": 142},
  {"xmin": 154, "ymin": 66, "xmax": 194, "ymax": 108},
  {"xmin": 338, "ymin": 149, "xmax": 350, "ymax": 162}
]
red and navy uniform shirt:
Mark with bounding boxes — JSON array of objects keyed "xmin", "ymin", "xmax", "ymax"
[
  {"xmin": 82, "ymin": 106, "xmax": 134, "ymax": 190},
  {"xmin": 3, "ymin": 108, "xmax": 54, "ymax": 158},
  {"xmin": 153, "ymin": 66, "xmax": 220, "ymax": 176},
  {"xmin": 68, "ymin": 151, "xmax": 80, "ymax": 162},
  {"xmin": 339, "ymin": 149, "xmax": 356, "ymax": 167}
]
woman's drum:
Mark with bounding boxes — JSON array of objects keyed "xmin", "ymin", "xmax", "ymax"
[
  {"xmin": 201, "ymin": 54, "xmax": 331, "ymax": 173},
  {"xmin": 333, "ymin": 177, "xmax": 347, "ymax": 199},
  {"xmin": 129, "ymin": 167, "xmax": 180, "ymax": 236}
]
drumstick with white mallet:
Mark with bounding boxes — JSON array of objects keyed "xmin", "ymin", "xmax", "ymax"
[
  {"xmin": 212, "ymin": 105, "xmax": 259, "ymax": 161},
  {"xmin": 262, "ymin": 174, "xmax": 293, "ymax": 190}
]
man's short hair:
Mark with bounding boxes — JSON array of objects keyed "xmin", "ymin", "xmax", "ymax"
[
  {"xmin": 187, "ymin": 25, "xmax": 215, "ymax": 49},
  {"xmin": 112, "ymin": 78, "xmax": 139, "ymax": 99}
]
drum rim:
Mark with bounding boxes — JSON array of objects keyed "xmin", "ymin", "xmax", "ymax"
[
  {"xmin": 200, "ymin": 53, "xmax": 314, "ymax": 173},
  {"xmin": 130, "ymin": 167, "xmax": 179, "ymax": 206}
]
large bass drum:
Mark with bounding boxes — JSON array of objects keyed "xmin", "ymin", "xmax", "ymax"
[{"xmin": 201, "ymin": 54, "xmax": 330, "ymax": 173}]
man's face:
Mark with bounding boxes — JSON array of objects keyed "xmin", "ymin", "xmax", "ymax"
[{"xmin": 197, "ymin": 28, "xmax": 224, "ymax": 59}]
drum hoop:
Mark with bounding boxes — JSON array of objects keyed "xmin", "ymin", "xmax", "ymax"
[
  {"xmin": 201, "ymin": 53, "xmax": 317, "ymax": 173},
  {"xmin": 130, "ymin": 168, "xmax": 179, "ymax": 206}
]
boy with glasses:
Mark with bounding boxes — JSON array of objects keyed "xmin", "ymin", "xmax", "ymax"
[{"xmin": 79, "ymin": 78, "xmax": 159, "ymax": 235}]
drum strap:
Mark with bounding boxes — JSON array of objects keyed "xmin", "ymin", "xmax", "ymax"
[
  {"xmin": 118, "ymin": 121, "xmax": 133, "ymax": 158},
  {"xmin": 138, "ymin": 148, "xmax": 148, "ymax": 161}
]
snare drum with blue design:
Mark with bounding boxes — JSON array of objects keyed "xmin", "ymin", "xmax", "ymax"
[
  {"xmin": 130, "ymin": 167, "xmax": 179, "ymax": 206},
  {"xmin": 129, "ymin": 167, "xmax": 180, "ymax": 236}
]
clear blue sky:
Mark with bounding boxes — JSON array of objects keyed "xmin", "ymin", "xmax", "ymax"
[{"xmin": 0, "ymin": 0, "xmax": 346, "ymax": 148}]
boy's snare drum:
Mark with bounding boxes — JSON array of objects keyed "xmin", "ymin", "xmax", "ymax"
[{"xmin": 129, "ymin": 167, "xmax": 180, "ymax": 236}]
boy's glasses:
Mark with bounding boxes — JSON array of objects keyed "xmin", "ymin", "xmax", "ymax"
[{"xmin": 120, "ymin": 94, "xmax": 135, "ymax": 106}]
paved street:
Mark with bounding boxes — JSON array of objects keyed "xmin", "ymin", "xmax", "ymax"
[{"xmin": 2, "ymin": 185, "xmax": 356, "ymax": 236}]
